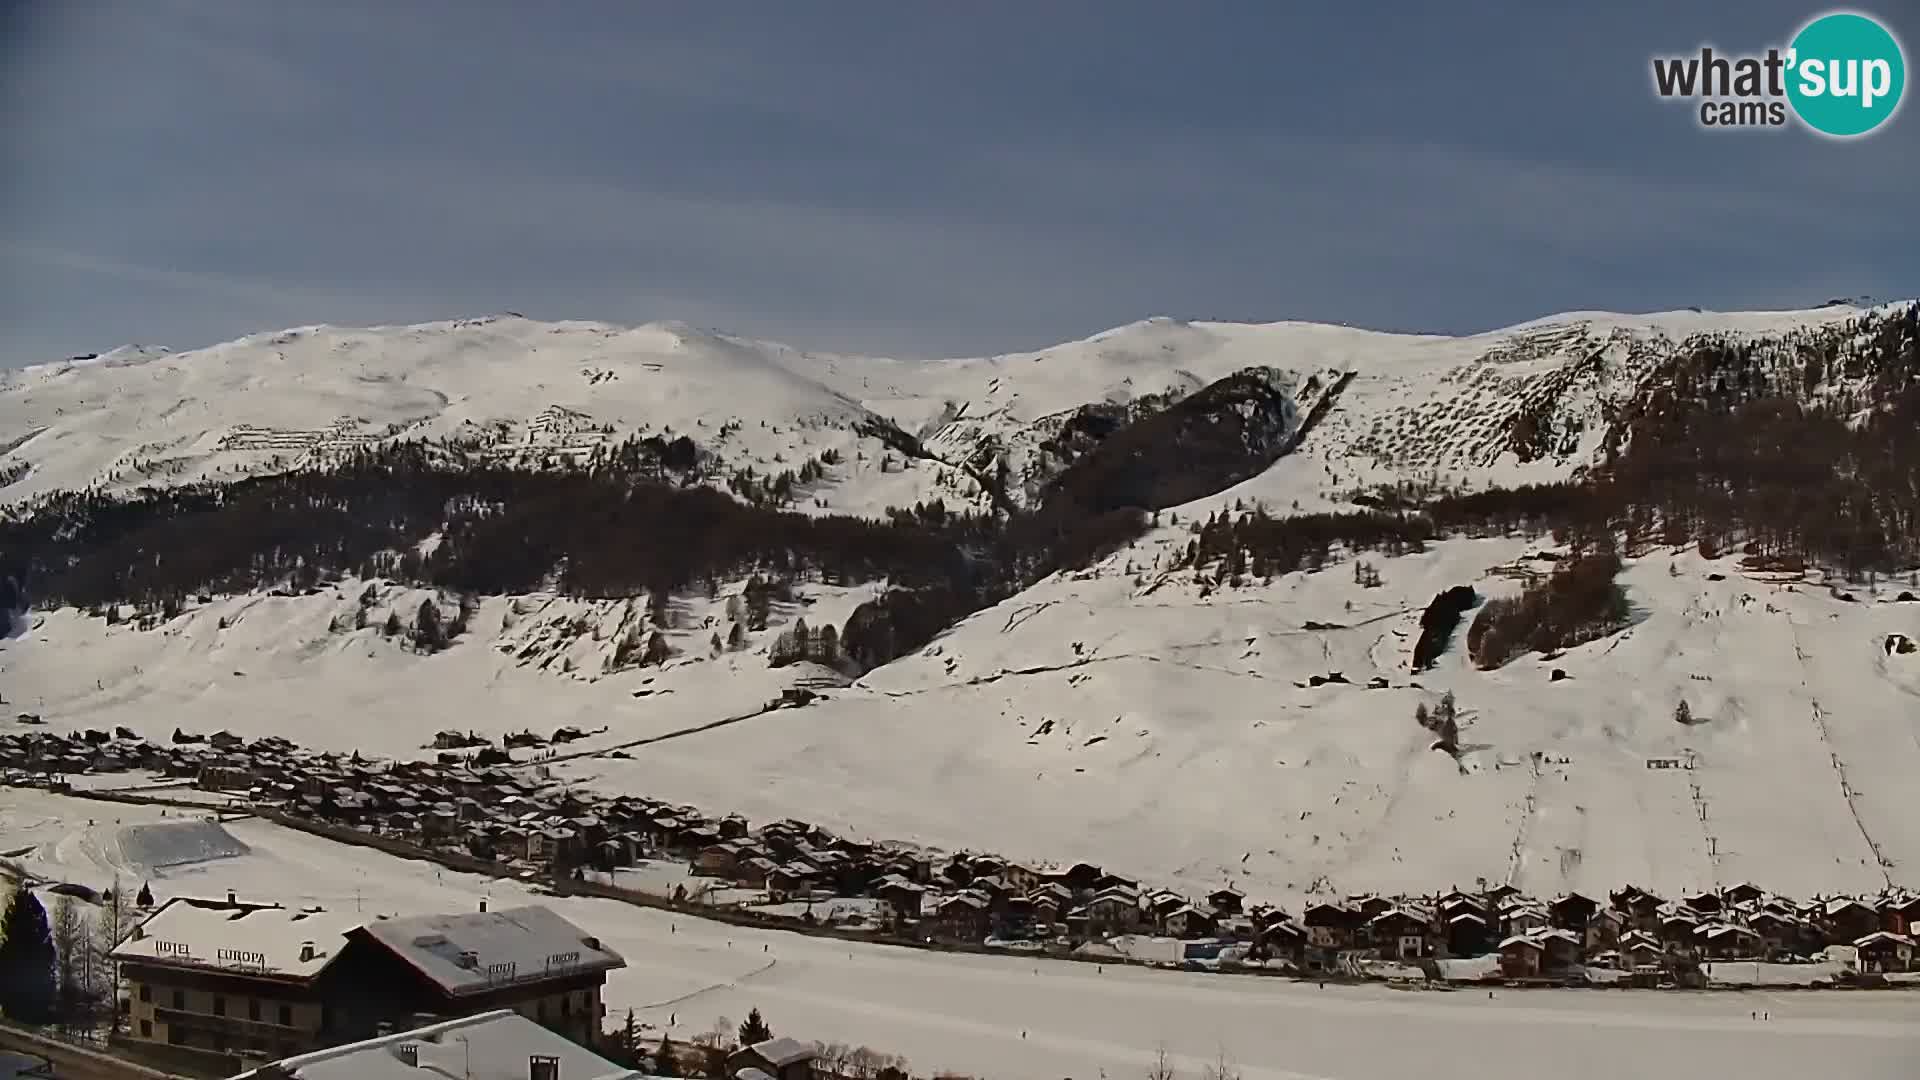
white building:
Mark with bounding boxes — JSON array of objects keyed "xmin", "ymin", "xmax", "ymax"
[{"xmin": 230, "ymin": 1009, "xmax": 660, "ymax": 1080}]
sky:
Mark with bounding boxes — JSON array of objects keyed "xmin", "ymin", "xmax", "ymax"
[{"xmin": 1, "ymin": 1, "xmax": 1915, "ymax": 365}]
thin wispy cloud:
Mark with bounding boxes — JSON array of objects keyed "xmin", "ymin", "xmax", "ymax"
[{"xmin": 1, "ymin": 1, "xmax": 1913, "ymax": 366}]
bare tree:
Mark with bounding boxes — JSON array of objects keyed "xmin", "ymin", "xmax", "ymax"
[
  {"xmin": 812, "ymin": 1042, "xmax": 853, "ymax": 1077},
  {"xmin": 50, "ymin": 893, "xmax": 89, "ymax": 1029},
  {"xmin": 1147, "ymin": 1044, "xmax": 1180, "ymax": 1080},
  {"xmin": 91, "ymin": 877, "xmax": 134, "ymax": 1030},
  {"xmin": 1201, "ymin": 1048, "xmax": 1241, "ymax": 1080}
]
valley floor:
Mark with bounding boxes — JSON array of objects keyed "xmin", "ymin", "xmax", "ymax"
[{"xmin": 4, "ymin": 789, "xmax": 1917, "ymax": 1080}]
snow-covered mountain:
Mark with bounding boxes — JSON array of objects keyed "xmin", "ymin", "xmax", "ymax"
[
  {"xmin": 1, "ymin": 304, "xmax": 1886, "ymax": 512},
  {"xmin": 3, "ymin": 301, "xmax": 1917, "ymax": 908}
]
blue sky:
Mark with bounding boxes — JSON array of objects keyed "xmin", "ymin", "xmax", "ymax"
[{"xmin": 1, "ymin": 2, "xmax": 1914, "ymax": 363}]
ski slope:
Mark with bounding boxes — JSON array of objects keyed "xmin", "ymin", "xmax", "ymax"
[
  {"xmin": 7, "ymin": 789, "xmax": 1916, "ymax": 1080},
  {"xmin": 6, "ymin": 537, "xmax": 1917, "ymax": 909}
]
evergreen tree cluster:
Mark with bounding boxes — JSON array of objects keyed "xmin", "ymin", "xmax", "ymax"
[
  {"xmin": 1466, "ymin": 551, "xmax": 1631, "ymax": 669},
  {"xmin": 0, "ymin": 881, "xmax": 57, "ymax": 1023}
]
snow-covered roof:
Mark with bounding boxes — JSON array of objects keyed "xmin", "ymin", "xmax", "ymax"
[
  {"xmin": 1854, "ymin": 931, "xmax": 1915, "ymax": 948},
  {"xmin": 234, "ymin": 1009, "xmax": 653, "ymax": 1080},
  {"xmin": 111, "ymin": 898, "xmax": 359, "ymax": 982},
  {"xmin": 355, "ymin": 905, "xmax": 625, "ymax": 997},
  {"xmin": 741, "ymin": 1036, "xmax": 815, "ymax": 1068}
]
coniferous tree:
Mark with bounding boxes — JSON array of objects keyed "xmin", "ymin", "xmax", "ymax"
[
  {"xmin": 654, "ymin": 1035, "xmax": 681, "ymax": 1077},
  {"xmin": 738, "ymin": 1007, "xmax": 773, "ymax": 1047},
  {"xmin": 0, "ymin": 884, "xmax": 57, "ymax": 1022}
]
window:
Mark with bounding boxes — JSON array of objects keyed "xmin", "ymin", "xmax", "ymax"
[
  {"xmin": 213, "ymin": 995, "xmax": 226, "ymax": 1017},
  {"xmin": 140, "ymin": 1020, "xmax": 152, "ymax": 1038},
  {"xmin": 537, "ymin": 1000, "xmax": 548, "ymax": 1021},
  {"xmin": 168, "ymin": 1026, "xmax": 187, "ymax": 1046},
  {"xmin": 249, "ymin": 999, "xmax": 261, "ymax": 1021},
  {"xmin": 279, "ymin": 1005, "xmax": 293, "ymax": 1027},
  {"xmin": 561, "ymin": 994, "xmax": 572, "ymax": 1017},
  {"xmin": 172, "ymin": 990, "xmax": 185, "ymax": 1010},
  {"xmin": 138, "ymin": 983, "xmax": 152, "ymax": 1003}
]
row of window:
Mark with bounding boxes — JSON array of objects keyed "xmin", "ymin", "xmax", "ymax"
[
  {"xmin": 139, "ymin": 1018, "xmax": 297, "ymax": 1058},
  {"xmin": 137, "ymin": 983, "xmax": 295, "ymax": 1027}
]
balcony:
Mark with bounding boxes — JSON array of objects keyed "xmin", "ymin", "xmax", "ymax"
[{"xmin": 153, "ymin": 1005, "xmax": 309, "ymax": 1042}]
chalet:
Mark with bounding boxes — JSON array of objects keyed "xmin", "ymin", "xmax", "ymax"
[
  {"xmin": 1854, "ymin": 931, "xmax": 1915, "ymax": 973},
  {"xmin": 1498, "ymin": 935, "xmax": 1544, "ymax": 978},
  {"xmin": 1445, "ymin": 911, "xmax": 1491, "ymax": 957},
  {"xmin": 727, "ymin": 1036, "xmax": 817, "ymax": 1080},
  {"xmin": 1619, "ymin": 931, "xmax": 1665, "ymax": 968},
  {"xmin": 1722, "ymin": 882, "xmax": 1765, "ymax": 907},
  {"xmin": 338, "ymin": 905, "xmax": 625, "ymax": 1048},
  {"xmin": 1822, "ymin": 898, "xmax": 1880, "ymax": 943},
  {"xmin": 1079, "ymin": 890, "xmax": 1142, "ymax": 936},
  {"xmin": 1256, "ymin": 920, "xmax": 1307, "ymax": 965},
  {"xmin": 1748, "ymin": 911, "xmax": 1801, "ymax": 958},
  {"xmin": 1549, "ymin": 892, "xmax": 1598, "ymax": 932},
  {"xmin": 1368, "ymin": 909, "xmax": 1430, "ymax": 960},
  {"xmin": 1611, "ymin": 887, "xmax": 1665, "ymax": 931},
  {"xmin": 1350, "ymin": 895, "xmax": 1395, "ymax": 921},
  {"xmin": 1584, "ymin": 908, "xmax": 1626, "ymax": 954},
  {"xmin": 1696, "ymin": 923, "xmax": 1762, "ymax": 961},
  {"xmin": 1659, "ymin": 912, "xmax": 1701, "ymax": 952},
  {"xmin": 1499, "ymin": 903, "xmax": 1549, "ymax": 939},
  {"xmin": 1302, "ymin": 903, "xmax": 1361, "ymax": 950},
  {"xmin": 970, "ymin": 856, "xmax": 1007, "ymax": 880},
  {"xmin": 1681, "ymin": 891, "xmax": 1722, "ymax": 917},
  {"xmin": 1029, "ymin": 894, "xmax": 1062, "ymax": 930},
  {"xmin": 1147, "ymin": 892, "xmax": 1188, "ymax": 926},
  {"xmin": 872, "ymin": 877, "xmax": 925, "ymax": 921},
  {"xmin": 198, "ymin": 762, "xmax": 258, "ymax": 792},
  {"xmin": 526, "ymin": 827, "xmax": 579, "ymax": 868},
  {"xmin": 1001, "ymin": 863, "xmax": 1044, "ymax": 892},
  {"xmin": 1058, "ymin": 862, "xmax": 1104, "ymax": 897},
  {"xmin": 1208, "ymin": 887, "xmax": 1246, "ymax": 916},
  {"xmin": 934, "ymin": 894, "xmax": 989, "ymax": 941},
  {"xmin": 766, "ymin": 864, "xmax": 818, "ymax": 903},
  {"xmin": 1030, "ymin": 882, "xmax": 1073, "ymax": 911},
  {"xmin": 1163, "ymin": 905, "xmax": 1215, "ymax": 940},
  {"xmin": 693, "ymin": 842, "xmax": 745, "ymax": 877},
  {"xmin": 1882, "ymin": 895, "xmax": 1920, "ymax": 937},
  {"xmin": 735, "ymin": 857, "xmax": 777, "ymax": 889},
  {"xmin": 1532, "ymin": 928, "xmax": 1583, "ymax": 972}
]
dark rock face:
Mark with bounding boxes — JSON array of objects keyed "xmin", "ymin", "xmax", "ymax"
[{"xmin": 1039, "ymin": 367, "xmax": 1304, "ymax": 518}]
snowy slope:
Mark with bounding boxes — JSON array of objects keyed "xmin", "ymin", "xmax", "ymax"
[{"xmin": 5, "ymin": 301, "xmax": 1919, "ymax": 910}]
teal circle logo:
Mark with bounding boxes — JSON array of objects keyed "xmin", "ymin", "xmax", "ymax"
[{"xmin": 1787, "ymin": 12, "xmax": 1906, "ymax": 137}]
